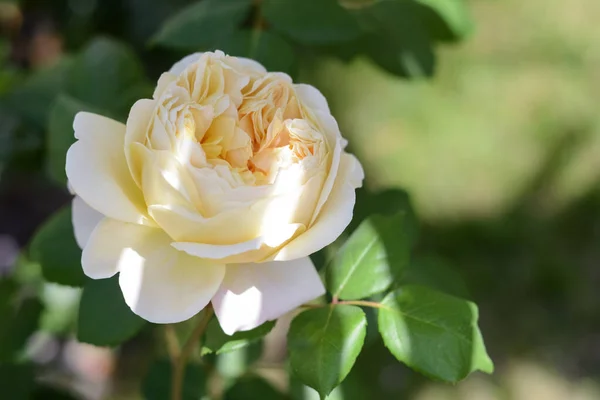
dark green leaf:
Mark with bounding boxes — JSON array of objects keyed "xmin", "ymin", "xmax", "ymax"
[
  {"xmin": 378, "ymin": 286, "xmax": 493, "ymax": 382},
  {"xmin": 327, "ymin": 213, "xmax": 411, "ymax": 300},
  {"xmin": 218, "ymin": 30, "xmax": 297, "ymax": 77},
  {"xmin": 7, "ymin": 58, "xmax": 73, "ymax": 127},
  {"xmin": 152, "ymin": 0, "xmax": 252, "ymax": 50},
  {"xmin": 415, "ymin": 0, "xmax": 473, "ymax": 41},
  {"xmin": 0, "ymin": 278, "xmax": 17, "ymax": 305},
  {"xmin": 0, "ymin": 298, "xmax": 43, "ymax": 362},
  {"xmin": 0, "ymin": 363, "xmax": 34, "ymax": 400},
  {"xmin": 354, "ymin": 1, "xmax": 435, "ymax": 78},
  {"xmin": 29, "ymin": 206, "xmax": 85, "ymax": 287},
  {"xmin": 288, "ymin": 305, "xmax": 366, "ymax": 399},
  {"xmin": 142, "ymin": 360, "xmax": 206, "ymax": 400},
  {"xmin": 203, "ymin": 318, "xmax": 275, "ymax": 355},
  {"xmin": 67, "ymin": 37, "xmax": 149, "ymax": 117},
  {"xmin": 225, "ymin": 375, "xmax": 287, "ymax": 400},
  {"xmin": 47, "ymin": 95, "xmax": 100, "ymax": 184},
  {"xmin": 263, "ymin": 0, "xmax": 361, "ymax": 45},
  {"xmin": 31, "ymin": 385, "xmax": 80, "ymax": 400},
  {"xmin": 77, "ymin": 277, "xmax": 145, "ymax": 346}
]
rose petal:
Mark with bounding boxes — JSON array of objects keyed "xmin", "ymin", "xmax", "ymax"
[
  {"xmin": 295, "ymin": 84, "xmax": 330, "ymax": 114},
  {"xmin": 169, "ymin": 52, "xmax": 204, "ymax": 75},
  {"xmin": 125, "ymin": 99, "xmax": 156, "ymax": 186},
  {"xmin": 212, "ymin": 257, "xmax": 325, "ymax": 335},
  {"xmin": 169, "ymin": 51, "xmax": 267, "ymax": 77},
  {"xmin": 72, "ymin": 196, "xmax": 104, "ymax": 249},
  {"xmin": 274, "ymin": 153, "xmax": 364, "ymax": 261},
  {"xmin": 83, "ymin": 218, "xmax": 225, "ymax": 323},
  {"xmin": 153, "ymin": 72, "xmax": 178, "ymax": 99},
  {"xmin": 66, "ymin": 112, "xmax": 152, "ymax": 225},
  {"xmin": 171, "ymin": 223, "xmax": 303, "ymax": 263}
]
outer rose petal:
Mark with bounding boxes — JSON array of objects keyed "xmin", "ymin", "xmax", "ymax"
[
  {"xmin": 83, "ymin": 218, "xmax": 226, "ymax": 323},
  {"xmin": 168, "ymin": 51, "xmax": 267, "ymax": 76},
  {"xmin": 125, "ymin": 99, "xmax": 156, "ymax": 186},
  {"xmin": 273, "ymin": 153, "xmax": 365, "ymax": 261},
  {"xmin": 294, "ymin": 84, "xmax": 330, "ymax": 114},
  {"xmin": 66, "ymin": 112, "xmax": 152, "ymax": 225},
  {"xmin": 72, "ymin": 196, "xmax": 104, "ymax": 249},
  {"xmin": 212, "ymin": 257, "xmax": 325, "ymax": 335}
]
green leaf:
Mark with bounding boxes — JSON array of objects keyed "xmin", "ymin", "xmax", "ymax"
[
  {"xmin": 0, "ymin": 364, "xmax": 34, "ymax": 400},
  {"xmin": 415, "ymin": 0, "xmax": 473, "ymax": 41},
  {"xmin": 262, "ymin": 0, "xmax": 362, "ymax": 45},
  {"xmin": 152, "ymin": 0, "xmax": 252, "ymax": 50},
  {"xmin": 7, "ymin": 58, "xmax": 73, "ymax": 127},
  {"xmin": 67, "ymin": 37, "xmax": 149, "ymax": 117},
  {"xmin": 142, "ymin": 360, "xmax": 206, "ymax": 400},
  {"xmin": 77, "ymin": 277, "xmax": 146, "ymax": 346},
  {"xmin": 0, "ymin": 298, "xmax": 43, "ymax": 362},
  {"xmin": 29, "ymin": 206, "xmax": 85, "ymax": 287},
  {"xmin": 378, "ymin": 286, "xmax": 493, "ymax": 382},
  {"xmin": 288, "ymin": 305, "xmax": 366, "ymax": 399},
  {"xmin": 356, "ymin": 1, "xmax": 435, "ymax": 78},
  {"xmin": 327, "ymin": 213, "xmax": 411, "ymax": 300},
  {"xmin": 47, "ymin": 95, "xmax": 100, "ymax": 184},
  {"xmin": 203, "ymin": 318, "xmax": 275, "ymax": 355},
  {"xmin": 225, "ymin": 375, "xmax": 287, "ymax": 400},
  {"xmin": 218, "ymin": 30, "xmax": 297, "ymax": 77}
]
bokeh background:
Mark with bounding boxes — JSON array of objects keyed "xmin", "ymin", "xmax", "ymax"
[{"xmin": 1, "ymin": 0, "xmax": 599, "ymax": 399}]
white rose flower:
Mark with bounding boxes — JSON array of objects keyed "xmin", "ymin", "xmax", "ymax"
[{"xmin": 66, "ymin": 51, "xmax": 364, "ymax": 335}]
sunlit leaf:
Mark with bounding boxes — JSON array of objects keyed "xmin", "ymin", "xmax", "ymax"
[
  {"xmin": 378, "ymin": 285, "xmax": 493, "ymax": 382},
  {"xmin": 288, "ymin": 305, "xmax": 366, "ymax": 399},
  {"xmin": 327, "ymin": 213, "xmax": 410, "ymax": 300}
]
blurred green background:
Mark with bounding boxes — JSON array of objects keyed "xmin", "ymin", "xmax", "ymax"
[{"xmin": 1, "ymin": 0, "xmax": 600, "ymax": 399}]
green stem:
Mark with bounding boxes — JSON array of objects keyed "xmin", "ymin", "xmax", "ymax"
[
  {"xmin": 171, "ymin": 307, "xmax": 214, "ymax": 400},
  {"xmin": 300, "ymin": 299, "xmax": 387, "ymax": 310},
  {"xmin": 337, "ymin": 300, "xmax": 387, "ymax": 309}
]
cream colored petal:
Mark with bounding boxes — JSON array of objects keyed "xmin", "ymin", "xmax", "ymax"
[
  {"xmin": 125, "ymin": 99, "xmax": 156, "ymax": 186},
  {"xmin": 84, "ymin": 218, "xmax": 226, "ymax": 323},
  {"xmin": 142, "ymin": 150, "xmax": 203, "ymax": 212},
  {"xmin": 116, "ymin": 223, "xmax": 226, "ymax": 324},
  {"xmin": 153, "ymin": 72, "xmax": 178, "ymax": 99},
  {"xmin": 171, "ymin": 223, "xmax": 303, "ymax": 263},
  {"xmin": 169, "ymin": 52, "xmax": 204, "ymax": 75},
  {"xmin": 310, "ymin": 137, "xmax": 342, "ymax": 226},
  {"xmin": 81, "ymin": 217, "xmax": 141, "ymax": 279},
  {"xmin": 212, "ymin": 257, "xmax": 325, "ymax": 335},
  {"xmin": 72, "ymin": 196, "xmax": 104, "ymax": 249},
  {"xmin": 295, "ymin": 83, "xmax": 330, "ymax": 114},
  {"xmin": 234, "ymin": 57, "xmax": 267, "ymax": 75},
  {"xmin": 273, "ymin": 153, "xmax": 364, "ymax": 261},
  {"xmin": 169, "ymin": 51, "xmax": 267, "ymax": 77},
  {"xmin": 148, "ymin": 204, "xmax": 261, "ymax": 244},
  {"xmin": 66, "ymin": 112, "xmax": 152, "ymax": 225}
]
